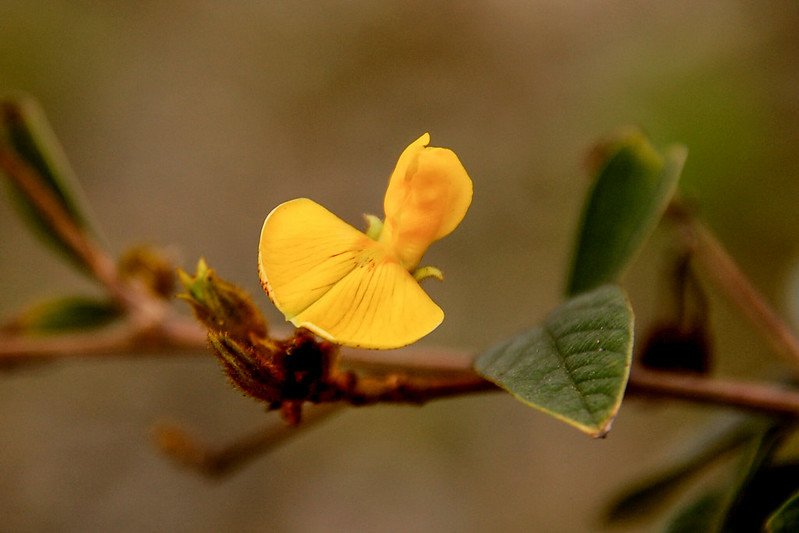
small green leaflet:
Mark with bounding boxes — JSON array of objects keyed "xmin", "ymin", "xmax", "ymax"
[
  {"xmin": 474, "ymin": 285, "xmax": 633, "ymax": 437},
  {"xmin": 11, "ymin": 296, "xmax": 121, "ymax": 333},
  {"xmin": 566, "ymin": 129, "xmax": 686, "ymax": 296}
]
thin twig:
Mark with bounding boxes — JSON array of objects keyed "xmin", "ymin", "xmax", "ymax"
[
  {"xmin": 667, "ymin": 202, "xmax": 799, "ymax": 372},
  {"xmin": 0, "ymin": 316, "xmax": 206, "ymax": 360},
  {"xmin": 154, "ymin": 403, "xmax": 342, "ymax": 477},
  {"xmin": 627, "ymin": 366, "xmax": 799, "ymax": 417},
  {"xmin": 337, "ymin": 368, "xmax": 497, "ymax": 405},
  {"xmin": 342, "ymin": 351, "xmax": 799, "ymax": 417}
]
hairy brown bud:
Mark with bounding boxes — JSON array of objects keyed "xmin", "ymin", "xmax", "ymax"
[
  {"xmin": 118, "ymin": 245, "xmax": 177, "ymax": 299},
  {"xmin": 179, "ymin": 259, "xmax": 268, "ymax": 342},
  {"xmin": 179, "ymin": 259, "xmax": 339, "ymax": 423}
]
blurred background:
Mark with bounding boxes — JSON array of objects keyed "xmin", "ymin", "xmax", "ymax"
[{"xmin": 1, "ymin": 1, "xmax": 799, "ymax": 531}]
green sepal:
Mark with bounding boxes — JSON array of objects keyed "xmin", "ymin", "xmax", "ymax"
[{"xmin": 178, "ymin": 258, "xmax": 269, "ymax": 342}]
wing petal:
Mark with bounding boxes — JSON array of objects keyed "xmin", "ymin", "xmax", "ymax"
[
  {"xmin": 292, "ymin": 253, "xmax": 443, "ymax": 349},
  {"xmin": 258, "ymin": 198, "xmax": 368, "ymax": 319},
  {"xmin": 258, "ymin": 197, "xmax": 443, "ymax": 348}
]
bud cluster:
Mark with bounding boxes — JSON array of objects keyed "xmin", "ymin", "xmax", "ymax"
[{"xmin": 179, "ymin": 259, "xmax": 339, "ymax": 422}]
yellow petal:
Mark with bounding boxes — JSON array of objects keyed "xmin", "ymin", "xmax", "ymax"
[
  {"xmin": 380, "ymin": 133, "xmax": 473, "ymax": 270},
  {"xmin": 258, "ymin": 198, "xmax": 443, "ymax": 349},
  {"xmin": 258, "ymin": 198, "xmax": 366, "ymax": 319}
]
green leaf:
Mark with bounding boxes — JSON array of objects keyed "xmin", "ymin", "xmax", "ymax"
[
  {"xmin": 10, "ymin": 296, "xmax": 121, "ymax": 333},
  {"xmin": 474, "ymin": 285, "xmax": 633, "ymax": 437},
  {"xmin": 566, "ymin": 128, "xmax": 687, "ymax": 295},
  {"xmin": 0, "ymin": 95, "xmax": 96, "ymax": 269},
  {"xmin": 767, "ymin": 489, "xmax": 799, "ymax": 533}
]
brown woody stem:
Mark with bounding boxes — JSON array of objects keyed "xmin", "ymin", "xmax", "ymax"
[
  {"xmin": 335, "ymin": 368, "xmax": 497, "ymax": 405},
  {"xmin": 5, "ymin": 320, "xmax": 799, "ymax": 421},
  {"xmin": 341, "ymin": 352, "xmax": 799, "ymax": 417}
]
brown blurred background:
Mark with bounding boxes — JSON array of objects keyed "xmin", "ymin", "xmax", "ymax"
[{"xmin": 2, "ymin": 2, "xmax": 799, "ymax": 531}]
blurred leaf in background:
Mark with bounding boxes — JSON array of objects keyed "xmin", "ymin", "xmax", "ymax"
[
  {"xmin": 2, "ymin": 295, "xmax": 120, "ymax": 334},
  {"xmin": 0, "ymin": 95, "xmax": 100, "ymax": 271},
  {"xmin": 566, "ymin": 128, "xmax": 685, "ymax": 295}
]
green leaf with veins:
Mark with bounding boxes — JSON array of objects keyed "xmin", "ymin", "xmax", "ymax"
[{"xmin": 474, "ymin": 285, "xmax": 633, "ymax": 437}]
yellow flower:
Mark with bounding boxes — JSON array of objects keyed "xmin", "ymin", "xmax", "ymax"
[{"xmin": 258, "ymin": 133, "xmax": 472, "ymax": 349}]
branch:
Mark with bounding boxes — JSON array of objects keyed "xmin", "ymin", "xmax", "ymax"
[
  {"xmin": 627, "ymin": 366, "xmax": 799, "ymax": 417},
  {"xmin": 333, "ymin": 367, "xmax": 496, "ymax": 405},
  {"xmin": 0, "ymin": 315, "xmax": 206, "ymax": 361},
  {"xmin": 4, "ymin": 169, "xmax": 799, "ymax": 428},
  {"xmin": 6, "ymin": 316, "xmax": 799, "ymax": 422},
  {"xmin": 153, "ymin": 361, "xmax": 799, "ymax": 477}
]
